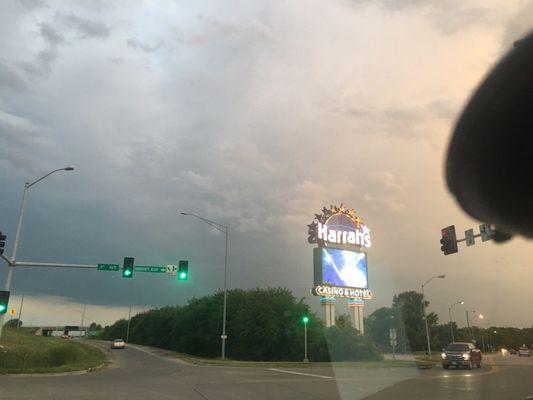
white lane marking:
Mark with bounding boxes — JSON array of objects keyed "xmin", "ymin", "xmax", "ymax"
[{"xmin": 267, "ymin": 368, "xmax": 333, "ymax": 379}]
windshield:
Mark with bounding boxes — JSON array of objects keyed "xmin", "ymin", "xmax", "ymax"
[
  {"xmin": 447, "ymin": 344, "xmax": 470, "ymax": 352},
  {"xmin": 0, "ymin": 1, "xmax": 531, "ymax": 400}
]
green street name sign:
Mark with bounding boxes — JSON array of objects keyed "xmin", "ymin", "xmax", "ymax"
[
  {"xmin": 135, "ymin": 265, "xmax": 166, "ymax": 273},
  {"xmin": 97, "ymin": 263, "xmax": 119, "ymax": 271}
]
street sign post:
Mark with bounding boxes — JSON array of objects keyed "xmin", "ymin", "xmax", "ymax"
[
  {"xmin": 135, "ymin": 265, "xmax": 166, "ymax": 273},
  {"xmin": 465, "ymin": 229, "xmax": 475, "ymax": 246},
  {"xmin": 97, "ymin": 263, "xmax": 119, "ymax": 271}
]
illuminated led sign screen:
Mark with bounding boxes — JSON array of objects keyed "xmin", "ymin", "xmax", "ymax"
[{"xmin": 313, "ymin": 247, "xmax": 368, "ymax": 289}]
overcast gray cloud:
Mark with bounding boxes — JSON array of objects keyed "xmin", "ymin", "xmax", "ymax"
[
  {"xmin": 0, "ymin": 0, "xmax": 531, "ymax": 330},
  {"xmin": 61, "ymin": 13, "xmax": 110, "ymax": 39},
  {"xmin": 347, "ymin": 0, "xmax": 512, "ymax": 34}
]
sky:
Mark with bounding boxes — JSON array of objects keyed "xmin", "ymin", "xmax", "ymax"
[{"xmin": 1, "ymin": 0, "xmax": 532, "ymax": 329}]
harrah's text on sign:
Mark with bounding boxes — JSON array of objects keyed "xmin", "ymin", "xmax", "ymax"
[{"xmin": 316, "ymin": 222, "xmax": 371, "ymax": 248}]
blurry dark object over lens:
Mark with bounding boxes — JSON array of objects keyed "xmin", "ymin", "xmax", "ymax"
[{"xmin": 446, "ymin": 32, "xmax": 533, "ymax": 240}]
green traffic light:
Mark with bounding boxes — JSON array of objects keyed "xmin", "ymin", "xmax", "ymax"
[
  {"xmin": 0, "ymin": 304, "xmax": 6, "ymax": 313},
  {"xmin": 178, "ymin": 271, "xmax": 188, "ymax": 280},
  {"xmin": 302, "ymin": 316, "xmax": 309, "ymax": 324}
]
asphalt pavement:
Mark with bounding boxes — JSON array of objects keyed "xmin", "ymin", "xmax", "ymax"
[{"xmin": 0, "ymin": 342, "xmax": 532, "ymax": 399}]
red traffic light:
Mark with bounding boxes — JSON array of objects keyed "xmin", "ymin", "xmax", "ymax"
[{"xmin": 440, "ymin": 225, "xmax": 458, "ymax": 255}]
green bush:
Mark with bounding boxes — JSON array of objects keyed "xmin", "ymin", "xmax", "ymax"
[{"xmin": 322, "ymin": 325, "xmax": 383, "ymax": 361}]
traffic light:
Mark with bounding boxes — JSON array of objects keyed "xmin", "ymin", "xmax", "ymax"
[
  {"xmin": 302, "ymin": 316, "xmax": 309, "ymax": 324},
  {"xmin": 440, "ymin": 225, "xmax": 458, "ymax": 255},
  {"xmin": 178, "ymin": 260, "xmax": 188, "ymax": 281},
  {"xmin": 0, "ymin": 231, "xmax": 6, "ymax": 255},
  {"xmin": 122, "ymin": 257, "xmax": 134, "ymax": 278},
  {"xmin": 0, "ymin": 291, "xmax": 10, "ymax": 315}
]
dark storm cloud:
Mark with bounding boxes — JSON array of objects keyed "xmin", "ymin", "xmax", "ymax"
[{"xmin": 62, "ymin": 13, "xmax": 110, "ymax": 39}]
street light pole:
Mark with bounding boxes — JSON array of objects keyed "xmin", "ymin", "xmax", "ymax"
[
  {"xmin": 0, "ymin": 166, "xmax": 74, "ymax": 340},
  {"xmin": 478, "ymin": 314, "xmax": 487, "ymax": 352},
  {"xmin": 421, "ymin": 275, "xmax": 445, "ymax": 357},
  {"xmin": 448, "ymin": 301, "xmax": 465, "ymax": 343},
  {"xmin": 466, "ymin": 310, "xmax": 476, "ymax": 342},
  {"xmin": 179, "ymin": 212, "xmax": 229, "ymax": 360}
]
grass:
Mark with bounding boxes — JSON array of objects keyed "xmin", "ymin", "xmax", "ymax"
[{"xmin": 0, "ymin": 327, "xmax": 105, "ymax": 374}]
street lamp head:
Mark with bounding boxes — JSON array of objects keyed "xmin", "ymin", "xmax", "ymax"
[
  {"xmin": 179, "ymin": 212, "xmax": 189, "ymax": 216},
  {"xmin": 64, "ymin": 166, "xmax": 74, "ymax": 171},
  {"xmin": 460, "ymin": 301, "xmax": 465, "ymax": 305},
  {"xmin": 438, "ymin": 275, "xmax": 446, "ymax": 279},
  {"xmin": 478, "ymin": 314, "xmax": 484, "ymax": 319}
]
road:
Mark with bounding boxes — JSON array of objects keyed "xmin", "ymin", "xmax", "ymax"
[{"xmin": 0, "ymin": 342, "xmax": 532, "ymax": 399}]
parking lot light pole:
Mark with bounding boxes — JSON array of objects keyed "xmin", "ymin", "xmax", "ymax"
[
  {"xmin": 421, "ymin": 275, "xmax": 445, "ymax": 357},
  {"xmin": 180, "ymin": 212, "xmax": 229, "ymax": 360},
  {"xmin": 448, "ymin": 301, "xmax": 465, "ymax": 342},
  {"xmin": 0, "ymin": 166, "xmax": 74, "ymax": 340}
]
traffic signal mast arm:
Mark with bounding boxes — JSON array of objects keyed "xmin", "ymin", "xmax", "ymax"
[
  {"xmin": 0, "ymin": 254, "xmax": 12, "ymax": 266},
  {"xmin": 440, "ymin": 223, "xmax": 494, "ymax": 255},
  {"xmin": 10, "ymin": 261, "xmax": 99, "ymax": 269}
]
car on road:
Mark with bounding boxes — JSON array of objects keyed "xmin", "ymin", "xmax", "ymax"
[
  {"xmin": 442, "ymin": 342, "xmax": 482, "ymax": 369},
  {"xmin": 509, "ymin": 348, "xmax": 518, "ymax": 355},
  {"xmin": 111, "ymin": 339, "xmax": 126, "ymax": 349},
  {"xmin": 518, "ymin": 345, "xmax": 530, "ymax": 357}
]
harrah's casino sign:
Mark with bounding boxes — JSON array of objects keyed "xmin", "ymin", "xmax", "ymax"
[{"xmin": 307, "ymin": 204, "xmax": 371, "ymax": 249}]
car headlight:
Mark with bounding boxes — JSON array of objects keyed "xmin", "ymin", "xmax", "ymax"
[
  {"xmin": 441, "ymin": 352, "xmax": 446, "ymax": 359},
  {"xmin": 462, "ymin": 353, "xmax": 470, "ymax": 360}
]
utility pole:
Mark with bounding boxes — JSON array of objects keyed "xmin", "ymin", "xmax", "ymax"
[
  {"xmin": 126, "ymin": 303, "xmax": 132, "ymax": 343},
  {"xmin": 80, "ymin": 302, "xmax": 87, "ymax": 338}
]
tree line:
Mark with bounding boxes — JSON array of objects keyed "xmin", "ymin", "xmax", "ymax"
[
  {"xmin": 102, "ymin": 287, "xmax": 382, "ymax": 361},
  {"xmin": 365, "ymin": 290, "xmax": 533, "ymax": 352}
]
